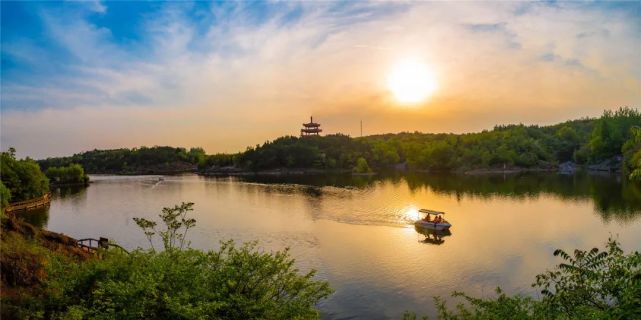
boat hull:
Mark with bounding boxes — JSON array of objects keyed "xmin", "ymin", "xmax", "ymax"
[{"xmin": 414, "ymin": 220, "xmax": 451, "ymax": 231}]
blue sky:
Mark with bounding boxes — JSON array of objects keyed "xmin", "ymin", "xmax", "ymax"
[{"xmin": 1, "ymin": 1, "xmax": 640, "ymax": 158}]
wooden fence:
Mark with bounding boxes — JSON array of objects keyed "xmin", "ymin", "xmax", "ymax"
[
  {"xmin": 5, "ymin": 193, "xmax": 51, "ymax": 213},
  {"xmin": 77, "ymin": 237, "xmax": 129, "ymax": 255}
]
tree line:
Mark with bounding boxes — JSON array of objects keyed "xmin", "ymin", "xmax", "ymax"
[
  {"xmin": 38, "ymin": 146, "xmax": 206, "ymax": 174},
  {"xmin": 206, "ymin": 107, "xmax": 641, "ymax": 180},
  {"xmin": 1, "ymin": 148, "xmax": 91, "ymax": 209},
  {"xmin": 0, "ymin": 148, "xmax": 49, "ymax": 206},
  {"xmin": 33, "ymin": 108, "xmax": 641, "ymax": 181}
]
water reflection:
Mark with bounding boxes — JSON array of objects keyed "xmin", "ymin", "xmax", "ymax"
[
  {"xmin": 236, "ymin": 172, "xmax": 641, "ymax": 223},
  {"xmin": 402, "ymin": 205, "xmax": 420, "ymax": 222},
  {"xmin": 415, "ymin": 226, "xmax": 452, "ymax": 245},
  {"xmin": 37, "ymin": 173, "xmax": 641, "ymax": 319},
  {"xmin": 17, "ymin": 186, "xmax": 87, "ymax": 228},
  {"xmin": 20, "ymin": 206, "xmax": 49, "ymax": 228},
  {"xmin": 52, "ymin": 185, "xmax": 88, "ymax": 199},
  {"xmin": 402, "ymin": 173, "xmax": 641, "ymax": 222}
]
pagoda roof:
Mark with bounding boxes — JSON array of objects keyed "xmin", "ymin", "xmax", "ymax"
[{"xmin": 302, "ymin": 122, "xmax": 321, "ymax": 127}]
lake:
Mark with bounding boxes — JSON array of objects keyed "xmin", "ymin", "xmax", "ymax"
[{"xmin": 24, "ymin": 173, "xmax": 641, "ymax": 319}]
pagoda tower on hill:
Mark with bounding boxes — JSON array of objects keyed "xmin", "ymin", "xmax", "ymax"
[{"xmin": 301, "ymin": 116, "xmax": 322, "ymax": 137}]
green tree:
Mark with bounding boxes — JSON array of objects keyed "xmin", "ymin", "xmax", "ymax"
[
  {"xmin": 0, "ymin": 149, "xmax": 49, "ymax": 202},
  {"xmin": 589, "ymin": 107, "xmax": 641, "ymax": 161},
  {"xmin": 0, "ymin": 181, "xmax": 11, "ymax": 213},
  {"xmin": 36, "ymin": 202, "xmax": 333, "ymax": 319},
  {"xmin": 45, "ymin": 164, "xmax": 89, "ymax": 185},
  {"xmin": 353, "ymin": 157, "xmax": 372, "ymax": 173},
  {"xmin": 133, "ymin": 202, "xmax": 196, "ymax": 251}
]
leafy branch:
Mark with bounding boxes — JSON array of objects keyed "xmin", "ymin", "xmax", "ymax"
[{"xmin": 133, "ymin": 202, "xmax": 196, "ymax": 251}]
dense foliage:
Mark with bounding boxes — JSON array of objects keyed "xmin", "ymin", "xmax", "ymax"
[
  {"xmin": 33, "ymin": 108, "xmax": 641, "ymax": 179},
  {"xmin": 208, "ymin": 107, "xmax": 640, "ymax": 176},
  {"xmin": 38, "ymin": 146, "xmax": 205, "ymax": 174},
  {"xmin": 2, "ymin": 202, "xmax": 332, "ymax": 319},
  {"xmin": 235, "ymin": 134, "xmax": 370, "ymax": 171},
  {"xmin": 42, "ymin": 242, "xmax": 332, "ymax": 319},
  {"xmin": 133, "ymin": 202, "xmax": 197, "ymax": 251},
  {"xmin": 404, "ymin": 238, "xmax": 641, "ymax": 319},
  {"xmin": 623, "ymin": 126, "xmax": 641, "ymax": 181},
  {"xmin": 0, "ymin": 181, "xmax": 10, "ymax": 211},
  {"xmin": 45, "ymin": 164, "xmax": 89, "ymax": 186},
  {"xmin": 0, "ymin": 148, "xmax": 49, "ymax": 203}
]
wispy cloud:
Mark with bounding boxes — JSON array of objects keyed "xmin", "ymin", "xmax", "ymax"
[{"xmin": 1, "ymin": 1, "xmax": 639, "ymax": 158}]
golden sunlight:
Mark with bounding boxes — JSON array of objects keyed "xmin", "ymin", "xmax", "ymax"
[
  {"xmin": 387, "ymin": 59, "xmax": 437, "ymax": 104},
  {"xmin": 402, "ymin": 205, "xmax": 420, "ymax": 223}
]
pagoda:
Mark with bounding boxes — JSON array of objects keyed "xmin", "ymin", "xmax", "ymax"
[{"xmin": 301, "ymin": 116, "xmax": 322, "ymax": 137}]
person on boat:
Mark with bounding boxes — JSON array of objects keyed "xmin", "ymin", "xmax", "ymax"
[
  {"xmin": 434, "ymin": 216, "xmax": 442, "ymax": 223},
  {"xmin": 423, "ymin": 214, "xmax": 431, "ymax": 222}
]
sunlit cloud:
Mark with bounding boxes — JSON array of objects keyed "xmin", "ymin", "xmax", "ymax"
[{"xmin": 1, "ymin": 1, "xmax": 639, "ymax": 158}]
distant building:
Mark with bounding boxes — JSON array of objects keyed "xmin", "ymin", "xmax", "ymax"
[{"xmin": 301, "ymin": 116, "xmax": 322, "ymax": 137}]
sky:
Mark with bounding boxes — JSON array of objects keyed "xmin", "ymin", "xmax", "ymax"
[{"xmin": 1, "ymin": 1, "xmax": 640, "ymax": 159}]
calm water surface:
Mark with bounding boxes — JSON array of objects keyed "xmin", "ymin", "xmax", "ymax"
[{"xmin": 26, "ymin": 173, "xmax": 641, "ymax": 319}]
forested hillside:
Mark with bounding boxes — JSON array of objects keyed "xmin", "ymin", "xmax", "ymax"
[
  {"xmin": 36, "ymin": 108, "xmax": 641, "ymax": 180},
  {"xmin": 38, "ymin": 146, "xmax": 205, "ymax": 174},
  {"xmin": 208, "ymin": 107, "xmax": 640, "ymax": 178}
]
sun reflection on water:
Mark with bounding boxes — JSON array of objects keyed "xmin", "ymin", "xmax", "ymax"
[{"xmin": 401, "ymin": 204, "xmax": 420, "ymax": 224}]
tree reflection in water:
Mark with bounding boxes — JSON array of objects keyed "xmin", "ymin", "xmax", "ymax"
[
  {"xmin": 236, "ymin": 171, "xmax": 641, "ymax": 223},
  {"xmin": 15, "ymin": 186, "xmax": 87, "ymax": 228}
]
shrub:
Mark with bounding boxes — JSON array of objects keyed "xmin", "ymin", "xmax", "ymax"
[
  {"xmin": 0, "ymin": 181, "xmax": 10, "ymax": 213},
  {"xmin": 45, "ymin": 242, "xmax": 332, "ymax": 319},
  {"xmin": 36, "ymin": 202, "xmax": 333, "ymax": 319},
  {"xmin": 1, "ymin": 148, "xmax": 49, "ymax": 202},
  {"xmin": 45, "ymin": 164, "xmax": 89, "ymax": 185},
  {"xmin": 405, "ymin": 238, "xmax": 641, "ymax": 319},
  {"xmin": 353, "ymin": 157, "xmax": 372, "ymax": 173}
]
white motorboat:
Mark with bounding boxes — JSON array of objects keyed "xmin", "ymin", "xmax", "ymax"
[{"xmin": 414, "ymin": 209, "xmax": 451, "ymax": 231}]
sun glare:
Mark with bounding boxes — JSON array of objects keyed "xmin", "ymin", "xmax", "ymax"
[{"xmin": 387, "ymin": 60, "xmax": 437, "ymax": 104}]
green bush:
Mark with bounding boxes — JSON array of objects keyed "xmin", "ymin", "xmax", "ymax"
[
  {"xmin": 405, "ymin": 238, "xmax": 641, "ymax": 319},
  {"xmin": 45, "ymin": 164, "xmax": 89, "ymax": 186},
  {"xmin": 1, "ymin": 148, "xmax": 49, "ymax": 202},
  {"xmin": 0, "ymin": 181, "xmax": 11, "ymax": 212},
  {"xmin": 31, "ymin": 202, "xmax": 332, "ymax": 319},
  {"xmin": 353, "ymin": 157, "xmax": 372, "ymax": 173},
  {"xmin": 45, "ymin": 243, "xmax": 332, "ymax": 319}
]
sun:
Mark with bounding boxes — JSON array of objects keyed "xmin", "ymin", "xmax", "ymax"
[{"xmin": 387, "ymin": 59, "xmax": 437, "ymax": 104}]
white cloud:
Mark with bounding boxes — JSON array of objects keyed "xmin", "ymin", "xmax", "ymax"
[{"xmin": 1, "ymin": 2, "xmax": 639, "ymax": 158}]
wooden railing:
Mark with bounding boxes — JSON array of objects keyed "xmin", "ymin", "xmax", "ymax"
[
  {"xmin": 77, "ymin": 237, "xmax": 129, "ymax": 255},
  {"xmin": 5, "ymin": 193, "xmax": 51, "ymax": 213}
]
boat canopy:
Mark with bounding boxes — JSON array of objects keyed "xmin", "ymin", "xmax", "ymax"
[{"xmin": 419, "ymin": 209, "xmax": 445, "ymax": 215}]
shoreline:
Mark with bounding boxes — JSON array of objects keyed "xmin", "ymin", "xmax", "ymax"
[{"xmin": 81, "ymin": 163, "xmax": 624, "ymax": 178}]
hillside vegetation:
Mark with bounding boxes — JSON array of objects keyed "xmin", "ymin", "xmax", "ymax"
[
  {"xmin": 208, "ymin": 107, "xmax": 641, "ymax": 178},
  {"xmin": 35, "ymin": 108, "xmax": 641, "ymax": 180},
  {"xmin": 1, "ymin": 148, "xmax": 49, "ymax": 206},
  {"xmin": 38, "ymin": 146, "xmax": 205, "ymax": 175}
]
